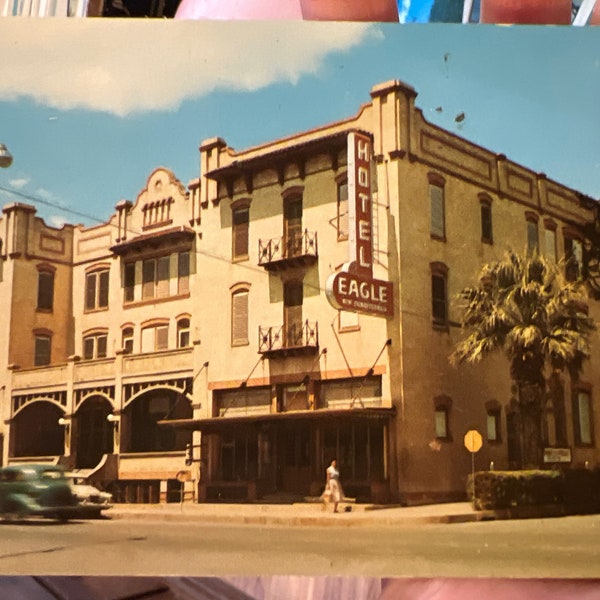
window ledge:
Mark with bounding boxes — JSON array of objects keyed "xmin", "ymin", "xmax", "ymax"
[{"xmin": 124, "ymin": 292, "xmax": 190, "ymax": 309}]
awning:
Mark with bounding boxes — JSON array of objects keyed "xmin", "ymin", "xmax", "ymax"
[
  {"xmin": 110, "ymin": 225, "xmax": 195, "ymax": 256},
  {"xmin": 158, "ymin": 407, "xmax": 395, "ymax": 433}
]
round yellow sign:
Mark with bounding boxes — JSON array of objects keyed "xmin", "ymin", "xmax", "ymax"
[{"xmin": 464, "ymin": 429, "xmax": 483, "ymax": 453}]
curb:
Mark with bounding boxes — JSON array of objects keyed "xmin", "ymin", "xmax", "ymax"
[{"xmin": 106, "ymin": 508, "xmax": 486, "ymax": 527}]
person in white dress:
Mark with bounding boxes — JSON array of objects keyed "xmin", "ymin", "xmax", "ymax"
[{"xmin": 321, "ymin": 459, "xmax": 344, "ymax": 513}]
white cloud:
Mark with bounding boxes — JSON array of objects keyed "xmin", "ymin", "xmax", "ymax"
[
  {"xmin": 8, "ymin": 178, "xmax": 29, "ymax": 189},
  {"xmin": 0, "ymin": 20, "xmax": 375, "ymax": 117},
  {"xmin": 48, "ymin": 215, "xmax": 67, "ymax": 229}
]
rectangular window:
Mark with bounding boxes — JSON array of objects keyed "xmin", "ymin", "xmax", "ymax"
[
  {"xmin": 431, "ymin": 273, "xmax": 447, "ymax": 325},
  {"xmin": 156, "ymin": 256, "xmax": 170, "ymax": 298},
  {"xmin": 141, "ymin": 325, "xmax": 169, "ymax": 352},
  {"xmin": 124, "ymin": 262, "xmax": 136, "ymax": 303},
  {"xmin": 122, "ymin": 328, "xmax": 134, "ymax": 353},
  {"xmin": 178, "ymin": 251, "xmax": 190, "ymax": 295},
  {"xmin": 85, "ymin": 270, "xmax": 109, "ymax": 310},
  {"xmin": 232, "ymin": 207, "xmax": 249, "ymax": 260},
  {"xmin": 487, "ymin": 411, "xmax": 501, "ymax": 442},
  {"xmin": 83, "ymin": 334, "xmax": 108, "ymax": 360},
  {"xmin": 545, "ymin": 228, "xmax": 557, "ymax": 262},
  {"xmin": 526, "ymin": 219, "xmax": 539, "ymax": 256},
  {"xmin": 37, "ymin": 271, "xmax": 54, "ymax": 311},
  {"xmin": 232, "ymin": 290, "xmax": 249, "ymax": 346},
  {"xmin": 480, "ymin": 203, "xmax": 493, "ymax": 243},
  {"xmin": 337, "ymin": 180, "xmax": 349, "ymax": 240},
  {"xmin": 430, "ymin": 185, "xmax": 445, "ymax": 239},
  {"xmin": 177, "ymin": 319, "xmax": 190, "ymax": 348},
  {"xmin": 435, "ymin": 408, "xmax": 448, "ymax": 439},
  {"xmin": 565, "ymin": 237, "xmax": 583, "ymax": 282},
  {"xmin": 34, "ymin": 335, "xmax": 51, "ymax": 366},
  {"xmin": 141, "ymin": 257, "xmax": 171, "ymax": 300},
  {"xmin": 142, "ymin": 259, "xmax": 155, "ymax": 300},
  {"xmin": 574, "ymin": 390, "xmax": 593, "ymax": 445}
]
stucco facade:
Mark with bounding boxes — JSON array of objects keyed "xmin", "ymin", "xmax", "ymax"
[{"xmin": 0, "ymin": 79, "xmax": 598, "ymax": 504}]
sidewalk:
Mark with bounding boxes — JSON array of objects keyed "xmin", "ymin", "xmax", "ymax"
[{"xmin": 107, "ymin": 500, "xmax": 489, "ymax": 527}]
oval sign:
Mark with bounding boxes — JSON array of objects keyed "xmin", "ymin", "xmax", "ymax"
[{"xmin": 464, "ymin": 429, "xmax": 483, "ymax": 453}]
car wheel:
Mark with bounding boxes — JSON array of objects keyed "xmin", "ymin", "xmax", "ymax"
[{"xmin": 1, "ymin": 502, "xmax": 27, "ymax": 523}]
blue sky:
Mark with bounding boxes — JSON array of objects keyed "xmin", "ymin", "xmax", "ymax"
[{"xmin": 0, "ymin": 20, "xmax": 599, "ymax": 228}]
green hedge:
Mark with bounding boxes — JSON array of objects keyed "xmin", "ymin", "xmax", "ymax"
[{"xmin": 467, "ymin": 469, "xmax": 600, "ymax": 513}]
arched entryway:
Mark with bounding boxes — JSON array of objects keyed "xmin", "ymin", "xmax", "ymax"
[
  {"xmin": 125, "ymin": 388, "xmax": 192, "ymax": 453},
  {"xmin": 12, "ymin": 401, "xmax": 64, "ymax": 457},
  {"xmin": 74, "ymin": 396, "xmax": 114, "ymax": 469}
]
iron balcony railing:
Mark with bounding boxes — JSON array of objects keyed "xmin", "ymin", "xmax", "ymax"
[
  {"xmin": 258, "ymin": 320, "xmax": 319, "ymax": 356},
  {"xmin": 258, "ymin": 230, "xmax": 318, "ymax": 268}
]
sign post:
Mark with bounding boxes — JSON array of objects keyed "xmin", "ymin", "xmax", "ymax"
[{"xmin": 463, "ymin": 429, "xmax": 483, "ymax": 508}]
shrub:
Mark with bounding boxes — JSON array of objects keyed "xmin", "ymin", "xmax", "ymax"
[
  {"xmin": 467, "ymin": 470, "xmax": 562, "ymax": 510},
  {"xmin": 468, "ymin": 468, "xmax": 600, "ymax": 513}
]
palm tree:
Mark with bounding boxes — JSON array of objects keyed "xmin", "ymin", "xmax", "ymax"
[{"xmin": 451, "ymin": 250, "xmax": 596, "ymax": 468}]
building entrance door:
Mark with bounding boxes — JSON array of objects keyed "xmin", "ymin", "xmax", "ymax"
[
  {"xmin": 75, "ymin": 397, "xmax": 113, "ymax": 469},
  {"xmin": 283, "ymin": 196, "xmax": 303, "ymax": 258},
  {"xmin": 278, "ymin": 423, "xmax": 312, "ymax": 495}
]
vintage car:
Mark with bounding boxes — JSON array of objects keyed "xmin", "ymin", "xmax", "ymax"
[
  {"xmin": 0, "ymin": 464, "xmax": 81, "ymax": 522},
  {"xmin": 65, "ymin": 474, "xmax": 113, "ymax": 518}
]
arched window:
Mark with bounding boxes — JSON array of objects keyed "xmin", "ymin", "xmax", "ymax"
[
  {"xmin": 177, "ymin": 317, "xmax": 191, "ymax": 348},
  {"xmin": 83, "ymin": 329, "xmax": 109, "ymax": 360},
  {"xmin": 231, "ymin": 286, "xmax": 250, "ymax": 346},
  {"xmin": 121, "ymin": 326, "xmax": 134, "ymax": 353}
]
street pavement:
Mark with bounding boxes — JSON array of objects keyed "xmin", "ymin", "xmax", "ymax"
[{"xmin": 108, "ymin": 499, "xmax": 491, "ymax": 527}]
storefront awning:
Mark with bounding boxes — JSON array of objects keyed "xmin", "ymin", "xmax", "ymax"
[{"xmin": 158, "ymin": 407, "xmax": 395, "ymax": 433}]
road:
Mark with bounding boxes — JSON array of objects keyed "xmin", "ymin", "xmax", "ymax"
[{"xmin": 0, "ymin": 515, "xmax": 599, "ymax": 577}]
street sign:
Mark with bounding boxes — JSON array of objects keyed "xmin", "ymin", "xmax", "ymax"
[{"xmin": 464, "ymin": 429, "xmax": 483, "ymax": 453}]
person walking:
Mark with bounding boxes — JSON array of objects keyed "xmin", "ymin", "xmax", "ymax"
[{"xmin": 321, "ymin": 459, "xmax": 344, "ymax": 513}]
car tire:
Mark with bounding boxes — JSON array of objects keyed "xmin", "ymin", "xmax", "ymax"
[{"xmin": 1, "ymin": 502, "xmax": 27, "ymax": 523}]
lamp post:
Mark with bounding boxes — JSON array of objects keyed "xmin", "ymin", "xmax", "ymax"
[{"xmin": 0, "ymin": 143, "xmax": 13, "ymax": 168}]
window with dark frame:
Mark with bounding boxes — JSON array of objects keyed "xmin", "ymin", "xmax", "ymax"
[
  {"xmin": 85, "ymin": 269, "xmax": 109, "ymax": 311},
  {"xmin": 480, "ymin": 198, "xmax": 493, "ymax": 244},
  {"xmin": 435, "ymin": 407, "xmax": 449, "ymax": 439},
  {"xmin": 178, "ymin": 251, "xmax": 190, "ymax": 295},
  {"xmin": 486, "ymin": 409, "xmax": 502, "ymax": 442},
  {"xmin": 122, "ymin": 327, "xmax": 134, "ymax": 353},
  {"xmin": 177, "ymin": 318, "xmax": 190, "ymax": 348},
  {"xmin": 83, "ymin": 332, "xmax": 108, "ymax": 360},
  {"xmin": 430, "ymin": 263, "xmax": 448, "ymax": 327},
  {"xmin": 37, "ymin": 270, "xmax": 55, "ymax": 311},
  {"xmin": 434, "ymin": 395, "xmax": 452, "ymax": 441},
  {"xmin": 34, "ymin": 334, "xmax": 51, "ymax": 366},
  {"xmin": 232, "ymin": 205, "xmax": 250, "ymax": 260},
  {"xmin": 124, "ymin": 262, "xmax": 135, "ymax": 303}
]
